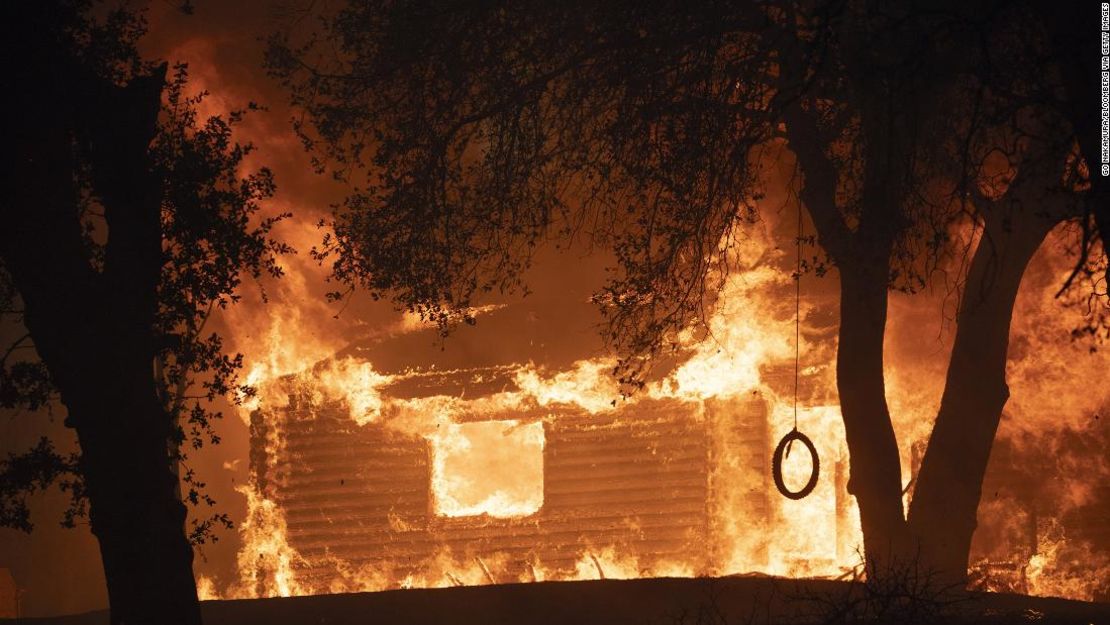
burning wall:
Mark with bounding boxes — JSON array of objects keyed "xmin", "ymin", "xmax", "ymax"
[{"xmin": 246, "ymin": 374, "xmax": 787, "ymax": 593}]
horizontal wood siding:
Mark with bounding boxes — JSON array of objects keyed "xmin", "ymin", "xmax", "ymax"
[{"xmin": 251, "ymin": 389, "xmax": 770, "ymax": 588}]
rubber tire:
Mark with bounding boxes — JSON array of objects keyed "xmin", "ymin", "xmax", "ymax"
[{"xmin": 772, "ymin": 429, "xmax": 820, "ymax": 500}]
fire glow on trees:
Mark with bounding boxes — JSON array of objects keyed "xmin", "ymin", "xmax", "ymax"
[{"xmin": 198, "ymin": 218, "xmax": 1109, "ymax": 603}]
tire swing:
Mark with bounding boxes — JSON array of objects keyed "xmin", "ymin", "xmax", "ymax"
[
  {"xmin": 772, "ymin": 428, "xmax": 820, "ymax": 500},
  {"xmin": 772, "ymin": 202, "xmax": 820, "ymax": 501}
]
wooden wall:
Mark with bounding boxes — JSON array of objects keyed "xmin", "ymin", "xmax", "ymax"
[{"xmin": 250, "ymin": 389, "xmax": 772, "ymax": 590}]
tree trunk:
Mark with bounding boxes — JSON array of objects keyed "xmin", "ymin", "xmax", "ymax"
[
  {"xmin": 89, "ymin": 464, "xmax": 201, "ymax": 625},
  {"xmin": 5, "ymin": 291, "xmax": 204, "ymax": 624},
  {"xmin": 73, "ymin": 368, "xmax": 202, "ymax": 625},
  {"xmin": 783, "ymin": 92, "xmax": 912, "ymax": 573},
  {"xmin": 1, "ymin": 46, "xmax": 202, "ymax": 623},
  {"xmin": 836, "ymin": 257, "xmax": 911, "ymax": 572},
  {"xmin": 907, "ymin": 208, "xmax": 1055, "ymax": 585}
]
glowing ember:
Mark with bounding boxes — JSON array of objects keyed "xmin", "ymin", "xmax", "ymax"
[{"xmin": 430, "ymin": 420, "xmax": 545, "ymax": 518}]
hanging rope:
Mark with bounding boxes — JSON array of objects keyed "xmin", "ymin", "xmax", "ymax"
[
  {"xmin": 794, "ymin": 199, "xmax": 801, "ymax": 433},
  {"xmin": 772, "ymin": 201, "xmax": 820, "ymax": 500}
]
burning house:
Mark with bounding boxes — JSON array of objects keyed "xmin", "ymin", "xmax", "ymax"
[
  {"xmin": 243, "ymin": 310, "xmax": 831, "ymax": 593},
  {"xmin": 240, "ymin": 243, "xmax": 865, "ymax": 595},
  {"xmin": 234, "ymin": 226, "xmax": 1109, "ymax": 602},
  {"xmin": 250, "ymin": 375, "xmax": 774, "ymax": 590}
]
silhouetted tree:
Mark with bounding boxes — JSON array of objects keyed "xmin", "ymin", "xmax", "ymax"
[
  {"xmin": 778, "ymin": 1, "xmax": 1096, "ymax": 581},
  {"xmin": 266, "ymin": 0, "xmax": 1106, "ymax": 585},
  {"xmin": 903, "ymin": 7, "xmax": 1098, "ymax": 584},
  {"xmin": 776, "ymin": 3, "xmax": 951, "ymax": 572},
  {"xmin": 0, "ymin": 2, "xmax": 288, "ymax": 623}
]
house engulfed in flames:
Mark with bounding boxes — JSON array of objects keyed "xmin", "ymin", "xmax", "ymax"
[
  {"xmin": 246, "ymin": 337, "xmax": 849, "ymax": 594},
  {"xmin": 239, "ymin": 240, "xmax": 868, "ymax": 596},
  {"xmin": 235, "ymin": 226, "xmax": 1109, "ymax": 601},
  {"xmin": 251, "ymin": 372, "xmax": 780, "ymax": 590}
]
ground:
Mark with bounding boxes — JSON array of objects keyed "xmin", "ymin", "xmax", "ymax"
[{"xmin": 5, "ymin": 576, "xmax": 1108, "ymax": 624}]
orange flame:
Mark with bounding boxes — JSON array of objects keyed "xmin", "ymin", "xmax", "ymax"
[{"xmin": 206, "ymin": 217, "xmax": 1107, "ymax": 603}]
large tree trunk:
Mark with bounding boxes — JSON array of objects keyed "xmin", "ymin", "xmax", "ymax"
[
  {"xmin": 3, "ymin": 230, "xmax": 203, "ymax": 625},
  {"xmin": 3, "ymin": 176, "xmax": 204, "ymax": 625},
  {"xmin": 836, "ymin": 257, "xmax": 911, "ymax": 572},
  {"xmin": 781, "ymin": 79, "xmax": 913, "ymax": 574},
  {"xmin": 73, "ymin": 365, "xmax": 201, "ymax": 625},
  {"xmin": 833, "ymin": 50, "xmax": 918, "ymax": 572},
  {"xmin": 2, "ymin": 42, "xmax": 203, "ymax": 623},
  {"xmin": 907, "ymin": 208, "xmax": 1056, "ymax": 585}
]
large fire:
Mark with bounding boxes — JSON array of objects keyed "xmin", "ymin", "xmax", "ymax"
[
  {"xmin": 430, "ymin": 420, "xmax": 545, "ymax": 518},
  {"xmin": 199, "ymin": 216, "xmax": 1109, "ymax": 603}
]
